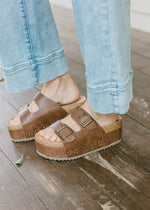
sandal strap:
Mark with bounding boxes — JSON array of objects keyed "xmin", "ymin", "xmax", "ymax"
[
  {"xmin": 19, "ymin": 93, "xmax": 67, "ymax": 138},
  {"xmin": 50, "ymin": 107, "xmax": 105, "ymax": 144},
  {"xmin": 51, "ymin": 121, "xmax": 75, "ymax": 143},
  {"xmin": 19, "ymin": 104, "xmax": 29, "ymax": 112},
  {"xmin": 70, "ymin": 107, "xmax": 104, "ymax": 132}
]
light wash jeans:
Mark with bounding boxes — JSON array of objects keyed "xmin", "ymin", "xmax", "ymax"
[{"xmin": 0, "ymin": 0, "xmax": 133, "ymax": 114}]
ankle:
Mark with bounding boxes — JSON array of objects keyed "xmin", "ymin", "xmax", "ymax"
[
  {"xmin": 41, "ymin": 72, "xmax": 80, "ymax": 104},
  {"xmin": 42, "ymin": 76, "xmax": 60, "ymax": 96},
  {"xmin": 82, "ymin": 101, "xmax": 119, "ymax": 127}
]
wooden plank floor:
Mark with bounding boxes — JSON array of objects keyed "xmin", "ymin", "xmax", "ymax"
[{"xmin": 0, "ymin": 5, "xmax": 150, "ymax": 210}]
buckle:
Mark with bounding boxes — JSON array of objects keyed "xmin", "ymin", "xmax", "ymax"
[
  {"xmin": 77, "ymin": 112, "xmax": 93, "ymax": 128},
  {"xmin": 20, "ymin": 104, "xmax": 29, "ymax": 111},
  {"xmin": 57, "ymin": 126, "xmax": 73, "ymax": 140}
]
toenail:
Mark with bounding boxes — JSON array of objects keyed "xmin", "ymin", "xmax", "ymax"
[
  {"xmin": 10, "ymin": 120, "xmax": 17, "ymax": 125},
  {"xmin": 51, "ymin": 136, "xmax": 56, "ymax": 141},
  {"xmin": 39, "ymin": 130, "xmax": 44, "ymax": 135}
]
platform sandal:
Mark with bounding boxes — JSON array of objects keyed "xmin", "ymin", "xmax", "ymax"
[
  {"xmin": 35, "ymin": 107, "xmax": 122, "ymax": 161},
  {"xmin": 7, "ymin": 93, "xmax": 86, "ymax": 142}
]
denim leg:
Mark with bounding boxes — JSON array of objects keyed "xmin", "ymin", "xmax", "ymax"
[
  {"xmin": 72, "ymin": 0, "xmax": 133, "ymax": 114},
  {"xmin": 0, "ymin": 0, "xmax": 68, "ymax": 93}
]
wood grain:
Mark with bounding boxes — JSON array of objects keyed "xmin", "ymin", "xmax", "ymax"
[{"xmin": 0, "ymin": 4, "xmax": 149, "ymax": 210}]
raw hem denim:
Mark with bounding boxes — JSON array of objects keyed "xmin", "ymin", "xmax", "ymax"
[{"xmin": 1, "ymin": 48, "xmax": 68, "ymax": 93}]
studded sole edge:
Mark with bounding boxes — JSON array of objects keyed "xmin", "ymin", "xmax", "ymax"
[
  {"xmin": 12, "ymin": 137, "xmax": 35, "ymax": 143},
  {"xmin": 36, "ymin": 139, "xmax": 121, "ymax": 161}
]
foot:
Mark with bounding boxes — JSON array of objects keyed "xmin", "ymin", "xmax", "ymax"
[
  {"xmin": 39, "ymin": 100, "xmax": 119, "ymax": 142},
  {"xmin": 9, "ymin": 72, "xmax": 80, "ymax": 128}
]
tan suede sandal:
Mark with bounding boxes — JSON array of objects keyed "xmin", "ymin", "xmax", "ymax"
[
  {"xmin": 35, "ymin": 107, "xmax": 122, "ymax": 161},
  {"xmin": 7, "ymin": 93, "xmax": 86, "ymax": 142}
]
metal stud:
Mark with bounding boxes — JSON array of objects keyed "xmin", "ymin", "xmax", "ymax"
[
  {"xmin": 97, "ymin": 141, "xmax": 101, "ymax": 145},
  {"xmin": 25, "ymin": 131, "xmax": 29, "ymax": 136},
  {"xmin": 42, "ymin": 126, "xmax": 46, "ymax": 129},
  {"xmin": 74, "ymin": 148, "xmax": 78, "ymax": 152},
  {"xmin": 82, "ymin": 146, "xmax": 86, "ymax": 150},
  {"xmin": 90, "ymin": 144, "xmax": 93, "ymax": 148},
  {"xmin": 105, "ymin": 139, "xmax": 108, "ymax": 143},
  {"xmin": 34, "ymin": 129, "xmax": 38, "ymax": 133},
  {"xmin": 66, "ymin": 151, "xmax": 70, "ymax": 154}
]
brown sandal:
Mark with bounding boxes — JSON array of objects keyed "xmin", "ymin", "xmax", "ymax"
[
  {"xmin": 7, "ymin": 93, "xmax": 86, "ymax": 142},
  {"xmin": 35, "ymin": 107, "xmax": 122, "ymax": 161}
]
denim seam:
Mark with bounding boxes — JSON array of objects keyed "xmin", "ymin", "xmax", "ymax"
[
  {"xmin": 19, "ymin": 0, "xmax": 34, "ymax": 60},
  {"xmin": 1, "ymin": 48, "xmax": 64, "ymax": 75},
  {"xmin": 19, "ymin": 0, "xmax": 37, "ymax": 84},
  {"xmin": 87, "ymin": 69, "xmax": 132, "ymax": 93},
  {"xmin": 101, "ymin": 0, "xmax": 111, "ymax": 58},
  {"xmin": 106, "ymin": 0, "xmax": 120, "ymax": 112}
]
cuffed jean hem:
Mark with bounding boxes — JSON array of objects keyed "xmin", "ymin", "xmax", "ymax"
[
  {"xmin": 87, "ymin": 70, "xmax": 133, "ymax": 114},
  {"xmin": 1, "ymin": 48, "xmax": 68, "ymax": 93}
]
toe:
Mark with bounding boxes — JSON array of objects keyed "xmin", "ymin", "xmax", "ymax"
[
  {"xmin": 39, "ymin": 126, "xmax": 61, "ymax": 142},
  {"xmin": 39, "ymin": 127, "xmax": 51, "ymax": 137},
  {"xmin": 39, "ymin": 129, "xmax": 46, "ymax": 136},
  {"xmin": 9, "ymin": 120, "xmax": 18, "ymax": 126},
  {"xmin": 9, "ymin": 114, "xmax": 21, "ymax": 127},
  {"xmin": 56, "ymin": 137, "xmax": 61, "ymax": 142},
  {"xmin": 50, "ymin": 134, "xmax": 57, "ymax": 142},
  {"xmin": 44, "ymin": 135, "xmax": 50, "ymax": 140}
]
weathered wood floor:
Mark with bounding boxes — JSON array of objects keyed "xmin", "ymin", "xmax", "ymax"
[{"xmin": 0, "ymin": 5, "xmax": 150, "ymax": 210}]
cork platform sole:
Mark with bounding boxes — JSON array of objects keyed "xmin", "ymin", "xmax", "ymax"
[
  {"xmin": 35, "ymin": 116, "xmax": 122, "ymax": 161},
  {"xmin": 36, "ymin": 139, "xmax": 121, "ymax": 161}
]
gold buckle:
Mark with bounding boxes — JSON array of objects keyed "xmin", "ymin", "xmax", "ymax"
[
  {"xmin": 77, "ymin": 112, "xmax": 93, "ymax": 128},
  {"xmin": 57, "ymin": 126, "xmax": 73, "ymax": 140}
]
